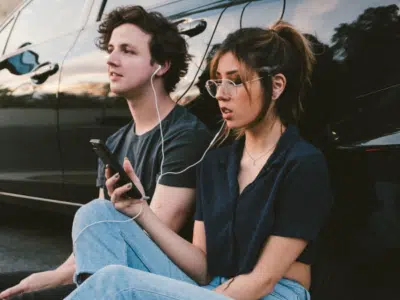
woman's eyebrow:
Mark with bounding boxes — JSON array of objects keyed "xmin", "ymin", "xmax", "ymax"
[{"xmin": 216, "ymin": 70, "xmax": 238, "ymax": 76}]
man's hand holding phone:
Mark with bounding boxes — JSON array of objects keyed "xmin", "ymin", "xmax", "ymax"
[{"xmin": 105, "ymin": 157, "xmax": 149, "ymax": 218}]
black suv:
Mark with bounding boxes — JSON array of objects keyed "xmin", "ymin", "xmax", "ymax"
[{"xmin": 0, "ymin": 0, "xmax": 399, "ymax": 299}]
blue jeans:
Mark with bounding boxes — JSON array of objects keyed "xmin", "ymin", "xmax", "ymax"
[{"xmin": 67, "ymin": 199, "xmax": 310, "ymax": 300}]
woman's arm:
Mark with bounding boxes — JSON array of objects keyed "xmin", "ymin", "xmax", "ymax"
[
  {"xmin": 215, "ymin": 236, "xmax": 307, "ymax": 300},
  {"xmin": 107, "ymin": 159, "xmax": 210, "ymax": 285},
  {"xmin": 140, "ymin": 215, "xmax": 210, "ymax": 285}
]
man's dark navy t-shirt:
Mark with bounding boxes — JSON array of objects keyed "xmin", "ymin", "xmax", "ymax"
[
  {"xmin": 96, "ymin": 104, "xmax": 212, "ymax": 199},
  {"xmin": 195, "ymin": 125, "xmax": 333, "ymax": 277}
]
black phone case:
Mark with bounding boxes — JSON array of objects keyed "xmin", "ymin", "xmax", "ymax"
[{"xmin": 90, "ymin": 139, "xmax": 142, "ymax": 199}]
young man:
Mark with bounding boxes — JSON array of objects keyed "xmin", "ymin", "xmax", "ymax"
[{"xmin": 0, "ymin": 5, "xmax": 211, "ymax": 299}]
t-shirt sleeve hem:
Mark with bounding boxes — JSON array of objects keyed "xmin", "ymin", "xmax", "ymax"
[
  {"xmin": 158, "ymin": 175, "xmax": 195, "ymax": 188},
  {"xmin": 271, "ymin": 228, "xmax": 317, "ymax": 242}
]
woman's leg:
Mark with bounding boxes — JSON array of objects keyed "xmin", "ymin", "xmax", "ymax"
[
  {"xmin": 72, "ymin": 199, "xmax": 194, "ymax": 284},
  {"xmin": 65, "ymin": 265, "xmax": 231, "ymax": 300},
  {"xmin": 261, "ymin": 278, "xmax": 311, "ymax": 300}
]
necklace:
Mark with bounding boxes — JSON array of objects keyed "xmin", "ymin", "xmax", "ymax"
[{"xmin": 244, "ymin": 144, "xmax": 276, "ymax": 166}]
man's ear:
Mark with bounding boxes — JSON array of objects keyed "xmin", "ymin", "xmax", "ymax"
[
  {"xmin": 156, "ymin": 61, "xmax": 171, "ymax": 76},
  {"xmin": 271, "ymin": 73, "xmax": 286, "ymax": 100}
]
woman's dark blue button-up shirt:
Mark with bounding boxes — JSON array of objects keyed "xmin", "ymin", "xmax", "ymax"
[{"xmin": 194, "ymin": 125, "xmax": 333, "ymax": 277}]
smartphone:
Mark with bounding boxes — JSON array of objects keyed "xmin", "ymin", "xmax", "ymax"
[{"xmin": 90, "ymin": 139, "xmax": 142, "ymax": 199}]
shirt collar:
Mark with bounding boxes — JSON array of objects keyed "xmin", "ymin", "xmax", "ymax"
[{"xmin": 224, "ymin": 124, "xmax": 301, "ymax": 193}]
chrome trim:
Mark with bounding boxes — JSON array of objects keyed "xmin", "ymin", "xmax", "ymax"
[{"xmin": 0, "ymin": 192, "xmax": 83, "ymax": 207}]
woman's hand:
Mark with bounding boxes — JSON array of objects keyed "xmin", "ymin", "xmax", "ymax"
[
  {"xmin": 214, "ymin": 274, "xmax": 266, "ymax": 300},
  {"xmin": 105, "ymin": 157, "xmax": 148, "ymax": 218}
]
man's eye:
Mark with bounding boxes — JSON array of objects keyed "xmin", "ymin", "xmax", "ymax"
[{"xmin": 123, "ymin": 48, "xmax": 135, "ymax": 54}]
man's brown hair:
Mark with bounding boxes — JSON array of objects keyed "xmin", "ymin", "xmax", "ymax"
[{"xmin": 97, "ymin": 5, "xmax": 190, "ymax": 93}]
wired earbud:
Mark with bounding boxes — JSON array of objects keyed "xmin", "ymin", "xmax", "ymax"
[{"xmin": 153, "ymin": 64, "xmax": 162, "ymax": 76}]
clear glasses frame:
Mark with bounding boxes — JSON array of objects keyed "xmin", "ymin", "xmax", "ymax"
[{"xmin": 205, "ymin": 77, "xmax": 263, "ymax": 98}]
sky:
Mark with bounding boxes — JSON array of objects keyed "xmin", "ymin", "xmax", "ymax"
[{"xmin": 0, "ymin": 0, "xmax": 22, "ymax": 24}]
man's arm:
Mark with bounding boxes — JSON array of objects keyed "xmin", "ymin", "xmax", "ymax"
[
  {"xmin": 0, "ymin": 249, "xmax": 76, "ymax": 298},
  {"xmin": 0, "ymin": 187, "xmax": 109, "ymax": 298},
  {"xmin": 149, "ymin": 184, "xmax": 195, "ymax": 232}
]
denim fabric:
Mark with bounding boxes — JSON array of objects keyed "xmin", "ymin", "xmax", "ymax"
[
  {"xmin": 72, "ymin": 199, "xmax": 195, "ymax": 285},
  {"xmin": 69, "ymin": 199, "xmax": 310, "ymax": 300},
  {"xmin": 65, "ymin": 266, "xmax": 309, "ymax": 300}
]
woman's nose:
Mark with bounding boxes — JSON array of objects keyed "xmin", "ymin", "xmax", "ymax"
[{"xmin": 216, "ymin": 86, "xmax": 229, "ymax": 102}]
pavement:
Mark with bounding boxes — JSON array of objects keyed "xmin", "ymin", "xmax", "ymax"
[{"xmin": 0, "ymin": 203, "xmax": 73, "ymax": 273}]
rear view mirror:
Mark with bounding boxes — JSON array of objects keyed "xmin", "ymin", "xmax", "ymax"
[{"xmin": 0, "ymin": 49, "xmax": 40, "ymax": 75}]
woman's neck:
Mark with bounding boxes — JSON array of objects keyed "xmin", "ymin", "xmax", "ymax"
[{"xmin": 244, "ymin": 116, "xmax": 285, "ymax": 155}]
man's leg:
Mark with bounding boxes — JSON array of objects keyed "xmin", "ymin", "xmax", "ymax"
[
  {"xmin": 65, "ymin": 265, "xmax": 231, "ymax": 300},
  {"xmin": 72, "ymin": 199, "xmax": 195, "ymax": 284}
]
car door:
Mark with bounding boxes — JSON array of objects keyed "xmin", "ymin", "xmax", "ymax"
[
  {"xmin": 282, "ymin": 0, "xmax": 400, "ymax": 298},
  {"xmin": 0, "ymin": 0, "xmax": 89, "ymax": 207},
  {"xmin": 283, "ymin": 0, "xmax": 400, "ymax": 252},
  {"xmin": 58, "ymin": 0, "xmax": 243, "ymax": 203},
  {"xmin": 0, "ymin": 17, "xmax": 14, "ymax": 55}
]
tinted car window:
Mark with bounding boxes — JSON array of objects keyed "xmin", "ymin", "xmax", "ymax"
[
  {"xmin": 6, "ymin": 0, "xmax": 85, "ymax": 52},
  {"xmin": 284, "ymin": 0, "xmax": 400, "ymax": 144},
  {"xmin": 104, "ymin": 0, "xmax": 167, "ymax": 13},
  {"xmin": 103, "ymin": 0, "xmax": 226, "ymax": 16},
  {"xmin": 0, "ymin": 19, "xmax": 13, "ymax": 55}
]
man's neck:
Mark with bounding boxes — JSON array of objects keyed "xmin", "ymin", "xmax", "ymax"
[{"xmin": 126, "ymin": 84, "xmax": 176, "ymax": 135}]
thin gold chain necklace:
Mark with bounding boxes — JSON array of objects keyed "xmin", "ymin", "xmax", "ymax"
[{"xmin": 244, "ymin": 143, "xmax": 276, "ymax": 166}]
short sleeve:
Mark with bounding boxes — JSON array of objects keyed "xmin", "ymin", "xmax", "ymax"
[
  {"xmin": 158, "ymin": 128, "xmax": 211, "ymax": 188},
  {"xmin": 272, "ymin": 154, "xmax": 333, "ymax": 241},
  {"xmin": 194, "ymin": 164, "xmax": 204, "ymax": 221}
]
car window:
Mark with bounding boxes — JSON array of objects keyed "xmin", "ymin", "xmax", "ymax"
[
  {"xmin": 104, "ymin": 0, "xmax": 166, "ymax": 13},
  {"xmin": 0, "ymin": 19, "xmax": 13, "ymax": 55},
  {"xmin": 102, "ymin": 0, "xmax": 224, "ymax": 17},
  {"xmin": 6, "ymin": 0, "xmax": 85, "ymax": 52}
]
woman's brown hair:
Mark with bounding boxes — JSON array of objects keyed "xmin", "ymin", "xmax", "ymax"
[{"xmin": 210, "ymin": 21, "xmax": 315, "ymax": 142}]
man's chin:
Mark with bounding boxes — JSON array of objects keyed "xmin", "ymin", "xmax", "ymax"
[{"xmin": 110, "ymin": 87, "xmax": 127, "ymax": 97}]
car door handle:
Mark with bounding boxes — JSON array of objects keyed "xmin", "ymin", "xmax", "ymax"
[
  {"xmin": 177, "ymin": 19, "xmax": 207, "ymax": 37},
  {"xmin": 30, "ymin": 62, "xmax": 59, "ymax": 84}
]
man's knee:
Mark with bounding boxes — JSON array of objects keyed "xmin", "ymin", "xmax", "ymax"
[
  {"xmin": 91, "ymin": 265, "xmax": 135, "ymax": 286},
  {"xmin": 72, "ymin": 198, "xmax": 113, "ymax": 237}
]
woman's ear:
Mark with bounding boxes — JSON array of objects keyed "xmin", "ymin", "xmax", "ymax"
[
  {"xmin": 271, "ymin": 73, "xmax": 286, "ymax": 100},
  {"xmin": 156, "ymin": 61, "xmax": 171, "ymax": 76}
]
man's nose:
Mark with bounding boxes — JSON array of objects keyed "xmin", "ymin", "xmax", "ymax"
[{"xmin": 107, "ymin": 51, "xmax": 119, "ymax": 67}]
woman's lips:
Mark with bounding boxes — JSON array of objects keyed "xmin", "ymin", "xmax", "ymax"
[{"xmin": 220, "ymin": 107, "xmax": 233, "ymax": 119}]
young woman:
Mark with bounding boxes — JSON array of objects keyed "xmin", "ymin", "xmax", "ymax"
[{"xmin": 65, "ymin": 21, "xmax": 332, "ymax": 300}]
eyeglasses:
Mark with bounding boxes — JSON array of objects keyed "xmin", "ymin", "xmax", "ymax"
[{"xmin": 205, "ymin": 77, "xmax": 263, "ymax": 98}]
